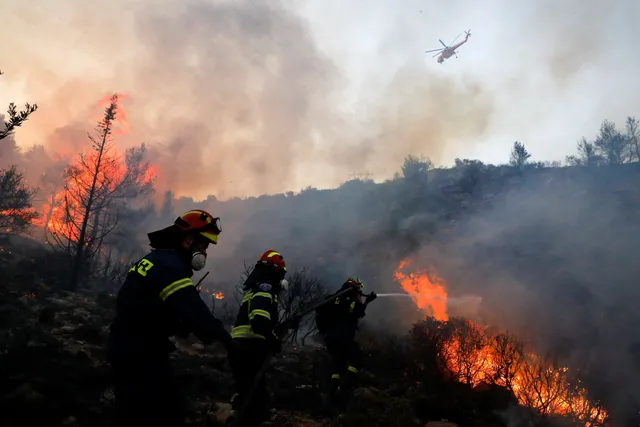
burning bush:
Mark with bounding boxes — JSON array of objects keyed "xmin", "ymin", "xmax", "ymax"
[
  {"xmin": 396, "ymin": 259, "xmax": 609, "ymax": 427},
  {"xmin": 43, "ymin": 94, "xmax": 155, "ymax": 291}
]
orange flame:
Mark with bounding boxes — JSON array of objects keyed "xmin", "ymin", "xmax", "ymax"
[
  {"xmin": 393, "ymin": 259, "xmax": 448, "ymax": 321},
  {"xmin": 394, "ymin": 260, "xmax": 607, "ymax": 426},
  {"xmin": 200, "ymin": 288, "xmax": 225, "ymax": 300},
  {"xmin": 39, "ymin": 94, "xmax": 155, "ymax": 241}
]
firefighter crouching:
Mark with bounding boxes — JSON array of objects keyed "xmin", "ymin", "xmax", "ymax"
[
  {"xmin": 226, "ymin": 250, "xmax": 289, "ymax": 427},
  {"xmin": 107, "ymin": 210, "xmax": 232, "ymax": 427},
  {"xmin": 315, "ymin": 277, "xmax": 377, "ymax": 399}
]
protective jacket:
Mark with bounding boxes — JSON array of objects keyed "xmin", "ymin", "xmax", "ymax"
[
  {"xmin": 230, "ymin": 282, "xmax": 279, "ymax": 341},
  {"xmin": 108, "ymin": 249, "xmax": 231, "ymax": 357},
  {"xmin": 317, "ymin": 290, "xmax": 366, "ymax": 342}
]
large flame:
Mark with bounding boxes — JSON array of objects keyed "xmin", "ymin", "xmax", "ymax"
[
  {"xmin": 393, "ymin": 259, "xmax": 449, "ymax": 321},
  {"xmin": 394, "ymin": 259, "xmax": 607, "ymax": 426},
  {"xmin": 36, "ymin": 94, "xmax": 156, "ymax": 241}
]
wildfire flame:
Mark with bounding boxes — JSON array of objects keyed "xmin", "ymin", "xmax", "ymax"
[
  {"xmin": 36, "ymin": 94, "xmax": 156, "ymax": 241},
  {"xmin": 394, "ymin": 259, "xmax": 607, "ymax": 426},
  {"xmin": 200, "ymin": 287, "xmax": 224, "ymax": 300},
  {"xmin": 393, "ymin": 259, "xmax": 448, "ymax": 321}
]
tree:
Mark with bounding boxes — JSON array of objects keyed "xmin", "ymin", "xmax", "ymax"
[
  {"xmin": 48, "ymin": 94, "xmax": 154, "ymax": 290},
  {"xmin": 566, "ymin": 137, "xmax": 602, "ymax": 167},
  {"xmin": 401, "ymin": 154, "xmax": 432, "ymax": 181},
  {"xmin": 508, "ymin": 141, "xmax": 531, "ymax": 167},
  {"xmin": 0, "ymin": 70, "xmax": 38, "ymax": 141},
  {"xmin": 593, "ymin": 119, "xmax": 629, "ymax": 164},
  {"xmin": 453, "ymin": 158, "xmax": 486, "ymax": 195},
  {"xmin": 0, "ymin": 166, "xmax": 38, "ymax": 236},
  {"xmin": 276, "ymin": 269, "xmax": 327, "ymax": 344},
  {"xmin": 0, "ymin": 71, "xmax": 39, "ymax": 236},
  {"xmin": 234, "ymin": 265, "xmax": 327, "ymax": 345},
  {"xmin": 490, "ymin": 333, "xmax": 524, "ymax": 391},
  {"xmin": 160, "ymin": 190, "xmax": 175, "ymax": 219},
  {"xmin": 625, "ymin": 116, "xmax": 640, "ymax": 162},
  {"xmin": 440, "ymin": 318, "xmax": 491, "ymax": 385}
]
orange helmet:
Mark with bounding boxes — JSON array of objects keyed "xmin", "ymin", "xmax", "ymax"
[
  {"xmin": 174, "ymin": 209, "xmax": 221, "ymax": 244},
  {"xmin": 257, "ymin": 250, "xmax": 287, "ymax": 272}
]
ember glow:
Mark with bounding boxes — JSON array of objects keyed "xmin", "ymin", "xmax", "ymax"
[
  {"xmin": 38, "ymin": 94, "xmax": 156, "ymax": 242},
  {"xmin": 200, "ymin": 288, "xmax": 225, "ymax": 300},
  {"xmin": 394, "ymin": 260, "xmax": 608, "ymax": 426}
]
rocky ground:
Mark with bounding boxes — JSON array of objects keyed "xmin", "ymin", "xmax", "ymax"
[{"xmin": 0, "ymin": 243, "xmax": 535, "ymax": 427}]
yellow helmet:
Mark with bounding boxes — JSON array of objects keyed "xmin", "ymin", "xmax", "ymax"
[{"xmin": 344, "ymin": 277, "xmax": 364, "ymax": 289}]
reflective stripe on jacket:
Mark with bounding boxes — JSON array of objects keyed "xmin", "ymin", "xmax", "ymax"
[{"xmin": 231, "ymin": 285, "xmax": 278, "ymax": 340}]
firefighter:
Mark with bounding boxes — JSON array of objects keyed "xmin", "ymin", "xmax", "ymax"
[
  {"xmin": 107, "ymin": 209, "xmax": 232, "ymax": 427},
  {"xmin": 226, "ymin": 250, "xmax": 289, "ymax": 427},
  {"xmin": 315, "ymin": 277, "xmax": 377, "ymax": 399}
]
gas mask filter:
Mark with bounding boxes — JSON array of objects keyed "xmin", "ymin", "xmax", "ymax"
[{"xmin": 191, "ymin": 252, "xmax": 207, "ymax": 271}]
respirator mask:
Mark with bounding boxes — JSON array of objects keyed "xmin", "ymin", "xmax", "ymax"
[{"xmin": 191, "ymin": 251, "xmax": 207, "ymax": 271}]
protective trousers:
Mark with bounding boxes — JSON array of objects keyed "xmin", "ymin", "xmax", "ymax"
[
  {"xmin": 227, "ymin": 339, "xmax": 271, "ymax": 427},
  {"xmin": 325, "ymin": 338, "xmax": 363, "ymax": 393},
  {"xmin": 110, "ymin": 356, "xmax": 186, "ymax": 427}
]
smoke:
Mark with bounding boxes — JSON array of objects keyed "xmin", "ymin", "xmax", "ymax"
[
  {"xmin": 0, "ymin": 0, "xmax": 497, "ymax": 200},
  {"xmin": 3, "ymin": 0, "xmax": 638, "ymax": 197},
  {"xmin": 400, "ymin": 168, "xmax": 640, "ymax": 420},
  {"xmin": 2, "ymin": 0, "xmax": 639, "ymax": 420}
]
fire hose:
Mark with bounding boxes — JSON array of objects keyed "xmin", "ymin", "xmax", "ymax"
[{"xmin": 229, "ymin": 286, "xmax": 372, "ymax": 427}]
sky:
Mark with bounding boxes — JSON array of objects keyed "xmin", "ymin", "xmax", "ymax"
[{"xmin": 1, "ymin": 0, "xmax": 638, "ymax": 200}]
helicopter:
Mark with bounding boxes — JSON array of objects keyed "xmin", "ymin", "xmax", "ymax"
[{"xmin": 425, "ymin": 29, "xmax": 471, "ymax": 64}]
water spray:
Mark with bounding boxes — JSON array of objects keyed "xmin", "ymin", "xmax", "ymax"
[{"xmin": 376, "ymin": 292, "xmax": 447, "ymax": 301}]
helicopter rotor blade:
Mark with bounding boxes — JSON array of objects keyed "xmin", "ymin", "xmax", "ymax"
[
  {"xmin": 449, "ymin": 33, "xmax": 462, "ymax": 45},
  {"xmin": 425, "ymin": 48, "xmax": 444, "ymax": 53},
  {"xmin": 432, "ymin": 52, "xmax": 441, "ymax": 58},
  {"xmin": 438, "ymin": 39, "xmax": 447, "ymax": 48}
]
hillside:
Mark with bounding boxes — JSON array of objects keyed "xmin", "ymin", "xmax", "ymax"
[
  {"xmin": 3, "ymin": 158, "xmax": 640, "ymax": 425},
  {"xmin": 3, "ymin": 108, "xmax": 640, "ymax": 426},
  {"xmin": 0, "ymin": 256, "xmax": 590, "ymax": 427}
]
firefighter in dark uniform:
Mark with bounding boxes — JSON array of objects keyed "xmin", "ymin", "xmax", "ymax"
[
  {"xmin": 107, "ymin": 209, "xmax": 232, "ymax": 427},
  {"xmin": 226, "ymin": 250, "xmax": 289, "ymax": 427},
  {"xmin": 316, "ymin": 277, "xmax": 377, "ymax": 398}
]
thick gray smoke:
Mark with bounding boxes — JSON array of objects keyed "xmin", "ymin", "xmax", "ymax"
[
  {"xmin": 0, "ymin": 0, "xmax": 495, "ymax": 199},
  {"xmin": 401, "ymin": 167, "xmax": 640, "ymax": 420},
  {"xmin": 2, "ymin": 0, "xmax": 639, "ymax": 422},
  {"xmin": 167, "ymin": 163, "xmax": 640, "ymax": 422}
]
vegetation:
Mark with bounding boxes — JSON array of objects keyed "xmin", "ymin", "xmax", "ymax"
[
  {"xmin": 1, "ymin": 85, "xmax": 639, "ymax": 425},
  {"xmin": 0, "ymin": 70, "xmax": 38, "ymax": 141},
  {"xmin": 44, "ymin": 95, "xmax": 154, "ymax": 290},
  {"xmin": 0, "ymin": 71, "xmax": 39, "ymax": 239}
]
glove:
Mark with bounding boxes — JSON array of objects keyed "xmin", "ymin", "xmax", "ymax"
[{"xmin": 365, "ymin": 292, "xmax": 377, "ymax": 304}]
